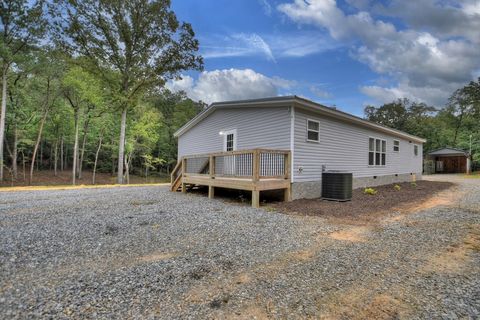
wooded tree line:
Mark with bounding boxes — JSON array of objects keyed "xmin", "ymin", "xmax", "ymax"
[
  {"xmin": 364, "ymin": 78, "xmax": 480, "ymax": 166},
  {"xmin": 0, "ymin": 0, "xmax": 204, "ymax": 185}
]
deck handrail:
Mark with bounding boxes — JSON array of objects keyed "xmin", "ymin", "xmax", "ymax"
[
  {"xmin": 180, "ymin": 148, "xmax": 290, "ymax": 159},
  {"xmin": 179, "ymin": 148, "xmax": 291, "ymax": 180}
]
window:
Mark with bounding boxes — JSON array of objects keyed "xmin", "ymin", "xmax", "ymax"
[
  {"xmin": 393, "ymin": 140, "xmax": 400, "ymax": 152},
  {"xmin": 369, "ymin": 137, "xmax": 386, "ymax": 166},
  {"xmin": 222, "ymin": 129, "xmax": 236, "ymax": 152},
  {"xmin": 414, "ymin": 144, "xmax": 419, "ymax": 156},
  {"xmin": 306, "ymin": 119, "xmax": 320, "ymax": 142}
]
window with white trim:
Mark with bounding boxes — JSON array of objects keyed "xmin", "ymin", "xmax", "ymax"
[
  {"xmin": 393, "ymin": 140, "xmax": 400, "ymax": 152},
  {"xmin": 306, "ymin": 119, "xmax": 320, "ymax": 142},
  {"xmin": 369, "ymin": 138, "xmax": 386, "ymax": 166},
  {"xmin": 414, "ymin": 144, "xmax": 419, "ymax": 156}
]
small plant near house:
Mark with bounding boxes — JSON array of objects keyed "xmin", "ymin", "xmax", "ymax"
[
  {"xmin": 394, "ymin": 184, "xmax": 401, "ymax": 191},
  {"xmin": 411, "ymin": 182, "xmax": 417, "ymax": 187},
  {"xmin": 364, "ymin": 187, "xmax": 377, "ymax": 195}
]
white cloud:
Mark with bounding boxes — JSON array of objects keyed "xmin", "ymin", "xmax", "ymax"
[
  {"xmin": 310, "ymin": 85, "xmax": 332, "ymax": 99},
  {"xmin": 278, "ymin": 0, "xmax": 480, "ymax": 105},
  {"xmin": 232, "ymin": 33, "xmax": 276, "ymax": 62},
  {"xmin": 258, "ymin": 0, "xmax": 272, "ymax": 16},
  {"xmin": 166, "ymin": 69, "xmax": 294, "ymax": 104},
  {"xmin": 201, "ymin": 31, "xmax": 338, "ymax": 61}
]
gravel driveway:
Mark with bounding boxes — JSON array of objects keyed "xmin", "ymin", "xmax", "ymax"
[{"xmin": 1, "ymin": 176, "xmax": 479, "ymax": 319}]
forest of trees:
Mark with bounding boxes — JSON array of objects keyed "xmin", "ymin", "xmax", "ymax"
[
  {"xmin": 364, "ymin": 78, "xmax": 480, "ymax": 166},
  {"xmin": 1, "ymin": 1, "xmax": 479, "ymax": 187},
  {"xmin": 0, "ymin": 0, "xmax": 205, "ymax": 185}
]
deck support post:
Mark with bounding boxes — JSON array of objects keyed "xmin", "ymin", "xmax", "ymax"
[
  {"xmin": 252, "ymin": 190, "xmax": 260, "ymax": 208},
  {"xmin": 181, "ymin": 158, "xmax": 187, "ymax": 193},
  {"xmin": 208, "ymin": 186, "xmax": 215, "ymax": 199},
  {"xmin": 283, "ymin": 186, "xmax": 292, "ymax": 202}
]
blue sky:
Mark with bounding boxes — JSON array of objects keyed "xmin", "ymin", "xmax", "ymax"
[{"xmin": 169, "ymin": 0, "xmax": 480, "ymax": 116}]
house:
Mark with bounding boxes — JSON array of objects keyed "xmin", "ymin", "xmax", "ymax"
[
  {"xmin": 171, "ymin": 96, "xmax": 425, "ymax": 207},
  {"xmin": 426, "ymin": 147, "xmax": 471, "ymax": 174}
]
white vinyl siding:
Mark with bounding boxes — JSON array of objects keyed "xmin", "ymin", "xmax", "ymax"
[
  {"xmin": 293, "ymin": 108, "xmax": 423, "ymax": 182},
  {"xmin": 178, "ymin": 106, "xmax": 291, "ymax": 158}
]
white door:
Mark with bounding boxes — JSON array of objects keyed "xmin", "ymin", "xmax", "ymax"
[{"xmin": 223, "ymin": 130, "xmax": 236, "ymax": 175}]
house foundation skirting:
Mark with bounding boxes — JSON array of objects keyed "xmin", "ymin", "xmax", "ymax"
[{"xmin": 291, "ymin": 173, "xmax": 422, "ymax": 200}]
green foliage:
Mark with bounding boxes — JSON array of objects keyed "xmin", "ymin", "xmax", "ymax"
[
  {"xmin": 411, "ymin": 182, "xmax": 417, "ymax": 188},
  {"xmin": 364, "ymin": 79, "xmax": 480, "ymax": 166},
  {"xmin": 364, "ymin": 187, "xmax": 377, "ymax": 195},
  {"xmin": 394, "ymin": 184, "xmax": 401, "ymax": 191}
]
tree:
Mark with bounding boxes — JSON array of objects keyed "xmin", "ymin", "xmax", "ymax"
[
  {"xmin": 52, "ymin": 0, "xmax": 203, "ymax": 183},
  {"xmin": 0, "ymin": 0, "xmax": 46, "ymax": 180},
  {"xmin": 62, "ymin": 63, "xmax": 105, "ymax": 184},
  {"xmin": 27, "ymin": 50, "xmax": 63, "ymax": 184},
  {"xmin": 152, "ymin": 90, "xmax": 204, "ymax": 172}
]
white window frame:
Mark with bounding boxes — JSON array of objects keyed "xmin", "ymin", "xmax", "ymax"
[
  {"xmin": 413, "ymin": 144, "xmax": 419, "ymax": 156},
  {"xmin": 368, "ymin": 137, "xmax": 386, "ymax": 167},
  {"xmin": 222, "ymin": 129, "xmax": 237, "ymax": 152},
  {"xmin": 393, "ymin": 139, "xmax": 400, "ymax": 152},
  {"xmin": 306, "ymin": 119, "xmax": 320, "ymax": 143}
]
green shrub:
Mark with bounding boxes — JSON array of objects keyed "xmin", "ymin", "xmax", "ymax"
[
  {"xmin": 411, "ymin": 182, "xmax": 417, "ymax": 187},
  {"xmin": 394, "ymin": 184, "xmax": 401, "ymax": 191},
  {"xmin": 364, "ymin": 187, "xmax": 377, "ymax": 195}
]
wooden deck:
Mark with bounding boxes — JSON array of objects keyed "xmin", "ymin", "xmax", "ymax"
[{"xmin": 171, "ymin": 149, "xmax": 291, "ymax": 208}]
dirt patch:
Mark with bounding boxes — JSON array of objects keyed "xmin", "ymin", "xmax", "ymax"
[
  {"xmin": 273, "ymin": 181, "xmax": 454, "ymax": 225},
  {"xmin": 317, "ymin": 283, "xmax": 410, "ymax": 320},
  {"xmin": 423, "ymin": 225, "xmax": 480, "ymax": 273},
  {"xmin": 137, "ymin": 252, "xmax": 179, "ymax": 263},
  {"xmin": 328, "ymin": 226, "xmax": 369, "ymax": 242},
  {"xmin": 0, "ymin": 170, "xmax": 168, "ymax": 188}
]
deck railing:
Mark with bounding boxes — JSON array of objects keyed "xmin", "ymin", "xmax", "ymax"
[
  {"xmin": 172, "ymin": 149, "xmax": 291, "ymax": 207},
  {"xmin": 180, "ymin": 149, "xmax": 291, "ymax": 180}
]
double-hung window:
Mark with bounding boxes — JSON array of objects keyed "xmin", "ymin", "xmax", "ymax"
[
  {"xmin": 369, "ymin": 137, "xmax": 386, "ymax": 166},
  {"xmin": 414, "ymin": 144, "xmax": 419, "ymax": 156},
  {"xmin": 393, "ymin": 140, "xmax": 400, "ymax": 152},
  {"xmin": 306, "ymin": 119, "xmax": 320, "ymax": 142}
]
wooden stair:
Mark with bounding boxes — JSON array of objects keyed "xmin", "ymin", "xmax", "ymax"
[{"xmin": 170, "ymin": 161, "xmax": 183, "ymax": 192}]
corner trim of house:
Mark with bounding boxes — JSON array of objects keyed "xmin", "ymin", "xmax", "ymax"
[{"xmin": 290, "ymin": 105, "xmax": 295, "ymax": 183}]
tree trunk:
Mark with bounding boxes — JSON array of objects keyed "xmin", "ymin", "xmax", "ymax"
[
  {"xmin": 39, "ymin": 139, "xmax": 43, "ymax": 171},
  {"xmin": 60, "ymin": 136, "xmax": 64, "ymax": 171},
  {"xmin": 117, "ymin": 107, "xmax": 127, "ymax": 184},
  {"xmin": 64, "ymin": 143, "xmax": 68, "ymax": 171},
  {"xmin": 0, "ymin": 64, "xmax": 8, "ymax": 181},
  {"xmin": 54, "ymin": 137, "xmax": 59, "ymax": 176},
  {"xmin": 29, "ymin": 109, "xmax": 48, "ymax": 185},
  {"xmin": 78, "ymin": 117, "xmax": 90, "ymax": 180},
  {"xmin": 21, "ymin": 151, "xmax": 26, "ymax": 183},
  {"xmin": 124, "ymin": 152, "xmax": 131, "ymax": 184},
  {"xmin": 12, "ymin": 125, "xmax": 18, "ymax": 179},
  {"xmin": 92, "ymin": 136, "xmax": 102, "ymax": 185},
  {"xmin": 72, "ymin": 109, "xmax": 80, "ymax": 185}
]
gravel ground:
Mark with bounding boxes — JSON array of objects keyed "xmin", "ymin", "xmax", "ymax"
[{"xmin": 1, "ymin": 175, "xmax": 479, "ymax": 319}]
